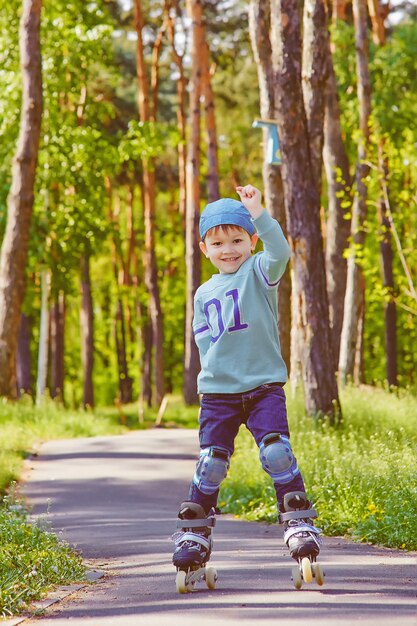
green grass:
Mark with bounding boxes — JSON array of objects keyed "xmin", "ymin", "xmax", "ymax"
[
  {"xmin": 219, "ymin": 385, "xmax": 417, "ymax": 550},
  {"xmin": 0, "ymin": 492, "xmax": 85, "ymax": 618}
]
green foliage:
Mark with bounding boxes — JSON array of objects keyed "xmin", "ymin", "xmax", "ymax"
[
  {"xmin": 0, "ymin": 493, "xmax": 85, "ymax": 617},
  {"xmin": 118, "ymin": 121, "xmax": 180, "ymax": 164},
  {"xmin": 331, "ymin": 21, "xmax": 417, "ymax": 386},
  {"xmin": 0, "ymin": 2, "xmax": 416, "ymax": 405},
  {"xmin": 219, "ymin": 386, "xmax": 417, "ymax": 549}
]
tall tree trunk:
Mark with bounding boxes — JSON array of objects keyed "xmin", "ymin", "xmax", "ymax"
[
  {"xmin": 248, "ymin": 0, "xmax": 291, "ymax": 370},
  {"xmin": 36, "ymin": 268, "xmax": 51, "ymax": 404},
  {"xmin": 367, "ymin": 0, "xmax": 386, "ymax": 45},
  {"xmin": 201, "ymin": 37, "xmax": 220, "ymax": 202},
  {"xmin": 80, "ymin": 246, "xmax": 94, "ymax": 408},
  {"xmin": 50, "ymin": 290, "xmax": 65, "ymax": 402},
  {"xmin": 369, "ymin": 4, "xmax": 397, "ymax": 386},
  {"xmin": 141, "ymin": 319, "xmax": 153, "ymax": 407},
  {"xmin": 17, "ymin": 313, "xmax": 32, "ymax": 396},
  {"xmin": 0, "ymin": 0, "xmax": 42, "ymax": 398},
  {"xmin": 338, "ymin": 0, "xmax": 371, "ymax": 384},
  {"xmin": 115, "ymin": 298, "xmax": 133, "ymax": 403},
  {"xmin": 302, "ymin": 0, "xmax": 330, "ymax": 187},
  {"xmin": 133, "ymin": 0, "xmax": 165, "ymax": 405},
  {"xmin": 183, "ymin": 0, "xmax": 204, "ymax": 405},
  {"xmin": 270, "ymin": 0, "xmax": 341, "ymax": 421},
  {"xmin": 378, "ymin": 145, "xmax": 397, "ymax": 386},
  {"xmin": 108, "ymin": 186, "xmax": 134, "ymax": 404},
  {"xmin": 166, "ymin": 0, "xmax": 187, "ymax": 221},
  {"xmin": 332, "ymin": 0, "xmax": 347, "ymax": 22},
  {"xmin": 323, "ymin": 57, "xmax": 352, "ymax": 366}
]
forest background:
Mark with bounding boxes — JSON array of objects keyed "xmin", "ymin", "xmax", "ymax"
[{"xmin": 0, "ymin": 0, "xmax": 416, "ymax": 415}]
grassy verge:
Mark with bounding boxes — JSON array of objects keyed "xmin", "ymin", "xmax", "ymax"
[
  {"xmin": 219, "ymin": 385, "xmax": 417, "ymax": 550},
  {"xmin": 0, "ymin": 493, "xmax": 85, "ymax": 618}
]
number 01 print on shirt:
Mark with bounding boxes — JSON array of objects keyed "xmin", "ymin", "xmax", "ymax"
[{"xmin": 195, "ymin": 288, "xmax": 249, "ymax": 343}]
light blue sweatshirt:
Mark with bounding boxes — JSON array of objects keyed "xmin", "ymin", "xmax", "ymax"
[{"xmin": 193, "ymin": 210, "xmax": 291, "ymax": 393}]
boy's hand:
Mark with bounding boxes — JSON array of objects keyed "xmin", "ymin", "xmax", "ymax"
[{"xmin": 236, "ymin": 185, "xmax": 264, "ymax": 219}]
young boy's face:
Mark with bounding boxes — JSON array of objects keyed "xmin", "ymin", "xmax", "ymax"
[{"xmin": 199, "ymin": 225, "xmax": 258, "ymax": 274}]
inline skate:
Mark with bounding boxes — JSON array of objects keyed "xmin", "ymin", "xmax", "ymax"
[
  {"xmin": 172, "ymin": 501, "xmax": 217, "ymax": 593},
  {"xmin": 280, "ymin": 491, "xmax": 324, "ymax": 589}
]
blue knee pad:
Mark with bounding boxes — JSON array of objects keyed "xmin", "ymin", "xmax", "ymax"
[
  {"xmin": 259, "ymin": 433, "xmax": 300, "ymax": 485},
  {"xmin": 192, "ymin": 446, "xmax": 230, "ymax": 495}
]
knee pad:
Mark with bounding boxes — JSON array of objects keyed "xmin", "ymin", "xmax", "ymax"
[
  {"xmin": 259, "ymin": 432, "xmax": 300, "ymax": 485},
  {"xmin": 192, "ymin": 446, "xmax": 230, "ymax": 495}
]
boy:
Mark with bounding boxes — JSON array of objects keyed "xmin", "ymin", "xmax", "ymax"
[{"xmin": 173, "ymin": 184, "xmax": 321, "ymax": 573}]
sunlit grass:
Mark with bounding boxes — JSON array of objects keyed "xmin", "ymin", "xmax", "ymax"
[
  {"xmin": 219, "ymin": 385, "xmax": 417, "ymax": 550},
  {"xmin": 0, "ymin": 492, "xmax": 85, "ymax": 618}
]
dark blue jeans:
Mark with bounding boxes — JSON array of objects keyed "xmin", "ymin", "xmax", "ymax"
[{"xmin": 187, "ymin": 383, "xmax": 306, "ymax": 513}]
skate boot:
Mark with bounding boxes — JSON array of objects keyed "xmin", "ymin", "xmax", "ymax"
[
  {"xmin": 279, "ymin": 491, "xmax": 324, "ymax": 589},
  {"xmin": 172, "ymin": 501, "xmax": 217, "ymax": 593}
]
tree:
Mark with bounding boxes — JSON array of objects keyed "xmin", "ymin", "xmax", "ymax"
[
  {"xmin": 183, "ymin": 0, "xmax": 220, "ymax": 404},
  {"xmin": 370, "ymin": 2, "xmax": 397, "ymax": 386},
  {"xmin": 270, "ymin": 0, "xmax": 341, "ymax": 420},
  {"xmin": 0, "ymin": 0, "xmax": 43, "ymax": 398},
  {"xmin": 133, "ymin": 0, "xmax": 165, "ymax": 405},
  {"xmin": 338, "ymin": 0, "xmax": 372, "ymax": 384},
  {"xmin": 323, "ymin": 45, "xmax": 352, "ymax": 366},
  {"xmin": 248, "ymin": 0, "xmax": 291, "ymax": 370},
  {"xmin": 183, "ymin": 0, "xmax": 204, "ymax": 405}
]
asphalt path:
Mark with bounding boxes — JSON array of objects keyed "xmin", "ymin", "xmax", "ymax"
[{"xmin": 20, "ymin": 429, "xmax": 417, "ymax": 625}]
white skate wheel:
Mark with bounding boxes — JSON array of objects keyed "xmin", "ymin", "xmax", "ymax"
[
  {"xmin": 176, "ymin": 570, "xmax": 188, "ymax": 594},
  {"xmin": 301, "ymin": 557, "xmax": 313, "ymax": 583},
  {"xmin": 312, "ymin": 562, "xmax": 325, "ymax": 586},
  {"xmin": 205, "ymin": 567, "xmax": 217, "ymax": 590},
  {"xmin": 292, "ymin": 566, "xmax": 302, "ymax": 590}
]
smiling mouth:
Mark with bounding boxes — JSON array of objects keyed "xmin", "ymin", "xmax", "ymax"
[{"xmin": 222, "ymin": 256, "xmax": 240, "ymax": 262}]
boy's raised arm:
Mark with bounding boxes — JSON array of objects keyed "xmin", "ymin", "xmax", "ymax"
[{"xmin": 237, "ymin": 184, "xmax": 290, "ymax": 286}]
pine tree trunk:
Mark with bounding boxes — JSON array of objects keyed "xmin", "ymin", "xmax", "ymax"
[
  {"xmin": 338, "ymin": 0, "xmax": 371, "ymax": 384},
  {"xmin": 270, "ymin": 0, "xmax": 341, "ymax": 420},
  {"xmin": 183, "ymin": 0, "xmax": 203, "ymax": 405},
  {"xmin": 50, "ymin": 291, "xmax": 65, "ymax": 402},
  {"xmin": 378, "ymin": 144, "xmax": 397, "ymax": 386},
  {"xmin": 302, "ymin": 0, "xmax": 330, "ymax": 186},
  {"xmin": 80, "ymin": 247, "xmax": 94, "ymax": 408},
  {"xmin": 0, "ymin": 0, "xmax": 42, "ymax": 398},
  {"xmin": 141, "ymin": 319, "xmax": 153, "ymax": 406},
  {"xmin": 369, "ymin": 6, "xmax": 397, "ymax": 386},
  {"xmin": 332, "ymin": 0, "xmax": 347, "ymax": 22},
  {"xmin": 17, "ymin": 313, "xmax": 32, "ymax": 396},
  {"xmin": 166, "ymin": 1, "xmax": 187, "ymax": 220},
  {"xmin": 367, "ymin": 0, "xmax": 386, "ymax": 45},
  {"xmin": 133, "ymin": 0, "xmax": 165, "ymax": 405},
  {"xmin": 323, "ymin": 58, "xmax": 351, "ymax": 366},
  {"xmin": 115, "ymin": 298, "xmax": 133, "ymax": 403},
  {"xmin": 248, "ymin": 0, "xmax": 291, "ymax": 370},
  {"xmin": 36, "ymin": 268, "xmax": 51, "ymax": 404},
  {"xmin": 201, "ymin": 36, "xmax": 220, "ymax": 202}
]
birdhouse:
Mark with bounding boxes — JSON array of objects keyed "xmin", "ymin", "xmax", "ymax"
[{"xmin": 252, "ymin": 119, "xmax": 281, "ymax": 165}]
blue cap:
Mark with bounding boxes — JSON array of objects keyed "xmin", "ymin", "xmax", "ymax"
[{"xmin": 199, "ymin": 198, "xmax": 255, "ymax": 240}]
